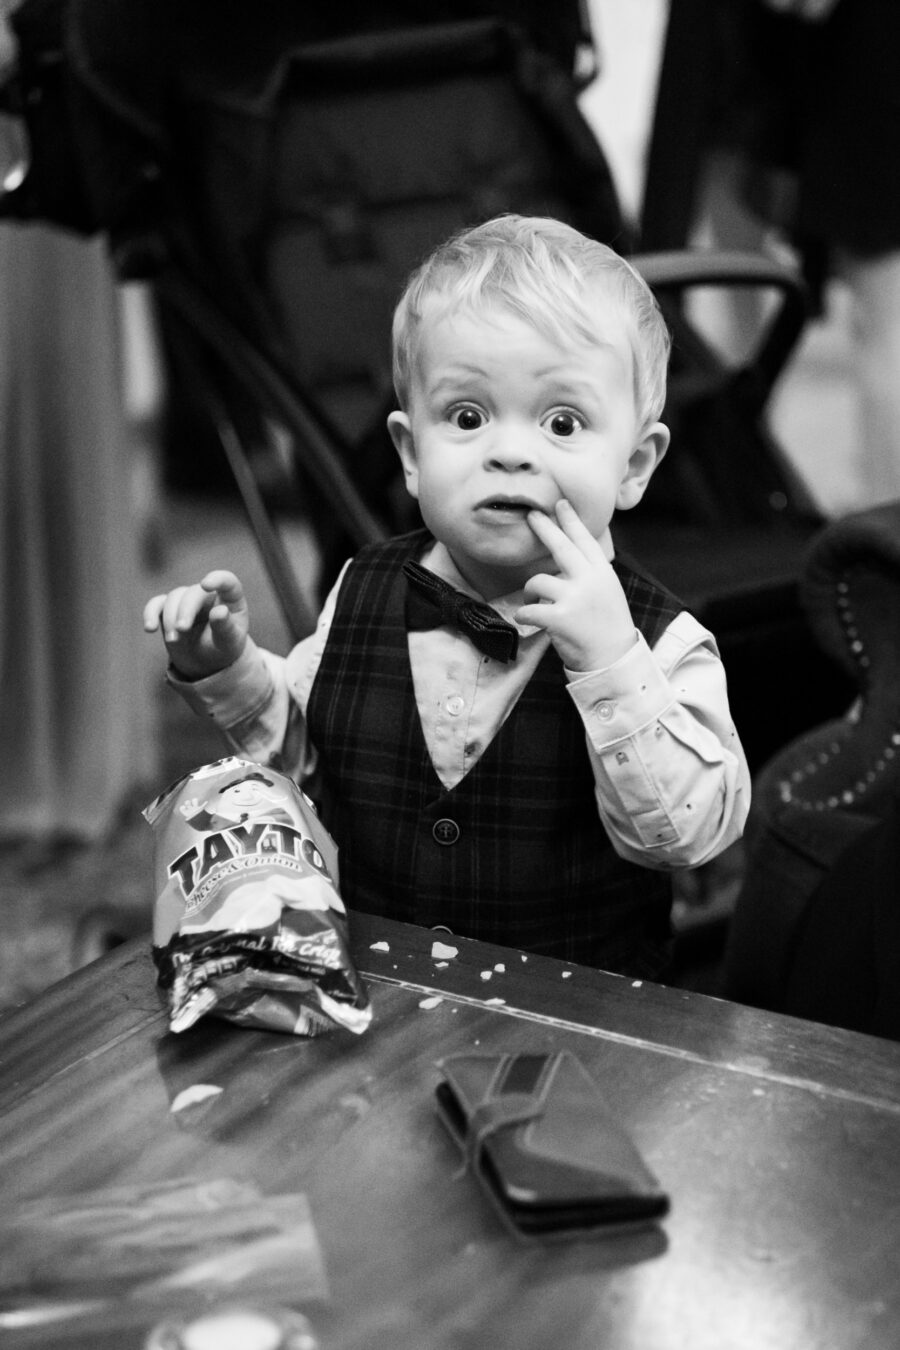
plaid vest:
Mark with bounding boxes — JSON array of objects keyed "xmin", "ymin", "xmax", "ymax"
[{"xmin": 306, "ymin": 529, "xmax": 684, "ymax": 976}]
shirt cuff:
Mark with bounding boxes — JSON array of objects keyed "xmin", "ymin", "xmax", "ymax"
[
  {"xmin": 168, "ymin": 638, "xmax": 275, "ymax": 730},
  {"xmin": 565, "ymin": 632, "xmax": 673, "ymax": 746}
]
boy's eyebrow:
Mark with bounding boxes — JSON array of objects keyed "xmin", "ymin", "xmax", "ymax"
[
  {"xmin": 533, "ymin": 343, "xmax": 622, "ymax": 381},
  {"xmin": 434, "ymin": 361, "xmax": 491, "ymax": 378},
  {"xmin": 533, "ymin": 370, "xmax": 606, "ymax": 401},
  {"xmin": 426, "ymin": 366, "xmax": 491, "ymax": 393},
  {"xmin": 534, "ymin": 366, "xmax": 596, "ymax": 387}
]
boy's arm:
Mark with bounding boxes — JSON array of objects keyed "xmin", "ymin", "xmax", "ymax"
[
  {"xmin": 515, "ymin": 502, "xmax": 749, "ymax": 868},
  {"xmin": 566, "ymin": 616, "xmax": 750, "ymax": 869},
  {"xmin": 168, "ymin": 639, "xmax": 312, "ymax": 778},
  {"xmin": 166, "ymin": 565, "xmax": 349, "ymax": 786}
]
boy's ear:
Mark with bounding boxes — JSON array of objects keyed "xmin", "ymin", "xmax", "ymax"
[
  {"xmin": 387, "ymin": 410, "xmax": 420, "ymax": 500},
  {"xmin": 616, "ymin": 422, "xmax": 669, "ymax": 511}
]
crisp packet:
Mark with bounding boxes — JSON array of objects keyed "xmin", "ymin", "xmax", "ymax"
[{"xmin": 144, "ymin": 757, "xmax": 371, "ymax": 1037}]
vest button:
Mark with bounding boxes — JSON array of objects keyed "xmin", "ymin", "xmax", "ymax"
[{"xmin": 432, "ymin": 818, "xmax": 460, "ymax": 846}]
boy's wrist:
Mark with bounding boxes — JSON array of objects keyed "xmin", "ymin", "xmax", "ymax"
[
  {"xmin": 168, "ymin": 659, "xmax": 227, "ymax": 683},
  {"xmin": 563, "ymin": 629, "xmax": 638, "ymax": 673},
  {"xmin": 566, "ymin": 634, "xmax": 672, "ymax": 740},
  {"xmin": 167, "ymin": 641, "xmax": 246, "ymax": 687},
  {"xmin": 166, "ymin": 636, "xmax": 247, "ymax": 683}
]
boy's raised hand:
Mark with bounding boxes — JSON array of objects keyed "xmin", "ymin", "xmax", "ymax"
[
  {"xmin": 143, "ymin": 569, "xmax": 249, "ymax": 680},
  {"xmin": 515, "ymin": 500, "xmax": 637, "ymax": 672}
]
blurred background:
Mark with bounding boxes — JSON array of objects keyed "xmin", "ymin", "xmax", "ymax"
[{"xmin": 0, "ymin": 0, "xmax": 882, "ymax": 1011}]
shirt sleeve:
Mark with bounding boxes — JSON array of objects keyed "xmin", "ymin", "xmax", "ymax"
[
  {"xmin": 168, "ymin": 564, "xmax": 349, "ymax": 786},
  {"xmin": 566, "ymin": 611, "xmax": 751, "ymax": 869}
]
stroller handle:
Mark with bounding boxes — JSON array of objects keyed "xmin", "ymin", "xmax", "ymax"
[{"xmin": 634, "ymin": 248, "xmax": 808, "ymax": 411}]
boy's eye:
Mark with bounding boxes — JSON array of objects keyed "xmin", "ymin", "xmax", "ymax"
[
  {"xmin": 544, "ymin": 411, "xmax": 583, "ymax": 437},
  {"xmin": 451, "ymin": 407, "xmax": 484, "ymax": 431}
]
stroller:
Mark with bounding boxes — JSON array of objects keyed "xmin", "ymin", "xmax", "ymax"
[{"xmin": 0, "ymin": 0, "xmax": 852, "ymax": 773}]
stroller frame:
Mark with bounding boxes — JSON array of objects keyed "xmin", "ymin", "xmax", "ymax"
[{"xmin": 0, "ymin": 3, "xmax": 849, "ymax": 771}]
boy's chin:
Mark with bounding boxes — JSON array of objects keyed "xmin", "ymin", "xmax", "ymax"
[{"xmin": 451, "ymin": 544, "xmax": 551, "ymax": 597}]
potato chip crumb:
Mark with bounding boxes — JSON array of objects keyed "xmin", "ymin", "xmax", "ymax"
[
  {"xmin": 418, "ymin": 996, "xmax": 443, "ymax": 1010},
  {"xmin": 370, "ymin": 940, "xmax": 390, "ymax": 952},
  {"xmin": 561, "ymin": 970, "xmax": 572, "ymax": 979},
  {"xmin": 431, "ymin": 941, "xmax": 458, "ymax": 960},
  {"xmin": 494, "ymin": 963, "xmax": 505, "ymax": 973},
  {"xmin": 170, "ymin": 1084, "xmax": 223, "ymax": 1113},
  {"xmin": 632, "ymin": 980, "xmax": 643, "ymax": 988},
  {"xmin": 480, "ymin": 970, "xmax": 492, "ymax": 981},
  {"xmin": 484, "ymin": 997, "xmax": 506, "ymax": 1006}
]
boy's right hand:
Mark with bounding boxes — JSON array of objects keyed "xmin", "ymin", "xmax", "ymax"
[{"xmin": 142, "ymin": 569, "xmax": 249, "ymax": 680}]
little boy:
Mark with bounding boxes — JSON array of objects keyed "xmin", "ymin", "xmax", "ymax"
[{"xmin": 144, "ymin": 214, "xmax": 749, "ymax": 979}]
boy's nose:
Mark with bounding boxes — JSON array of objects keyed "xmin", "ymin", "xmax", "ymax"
[{"xmin": 485, "ymin": 428, "xmax": 539, "ymax": 472}]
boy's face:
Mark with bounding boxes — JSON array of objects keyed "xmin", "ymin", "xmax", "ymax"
[{"xmin": 388, "ymin": 299, "xmax": 668, "ymax": 597}]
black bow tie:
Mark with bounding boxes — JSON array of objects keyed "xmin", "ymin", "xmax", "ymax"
[{"xmin": 403, "ymin": 560, "xmax": 519, "ymax": 663}]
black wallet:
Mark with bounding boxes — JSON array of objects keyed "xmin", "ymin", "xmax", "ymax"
[{"xmin": 435, "ymin": 1051, "xmax": 669, "ymax": 1237}]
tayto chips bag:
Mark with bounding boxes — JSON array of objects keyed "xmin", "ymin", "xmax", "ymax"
[{"xmin": 144, "ymin": 757, "xmax": 371, "ymax": 1037}]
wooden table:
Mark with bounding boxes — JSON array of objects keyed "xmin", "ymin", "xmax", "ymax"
[{"xmin": 2, "ymin": 912, "xmax": 900, "ymax": 1350}]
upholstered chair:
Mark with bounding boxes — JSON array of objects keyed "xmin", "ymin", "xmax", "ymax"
[{"xmin": 723, "ymin": 501, "xmax": 900, "ymax": 1038}]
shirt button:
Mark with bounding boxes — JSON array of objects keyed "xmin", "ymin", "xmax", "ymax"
[
  {"xmin": 432, "ymin": 818, "xmax": 460, "ymax": 846},
  {"xmin": 445, "ymin": 694, "xmax": 465, "ymax": 716},
  {"xmin": 596, "ymin": 700, "xmax": 615, "ymax": 722}
]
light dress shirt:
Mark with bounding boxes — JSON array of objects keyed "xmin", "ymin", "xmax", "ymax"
[{"xmin": 174, "ymin": 539, "xmax": 750, "ymax": 871}]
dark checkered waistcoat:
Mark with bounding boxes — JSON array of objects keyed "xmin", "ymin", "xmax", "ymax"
[{"xmin": 306, "ymin": 529, "xmax": 685, "ymax": 977}]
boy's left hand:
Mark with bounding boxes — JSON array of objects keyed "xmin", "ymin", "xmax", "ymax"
[{"xmin": 514, "ymin": 500, "xmax": 637, "ymax": 672}]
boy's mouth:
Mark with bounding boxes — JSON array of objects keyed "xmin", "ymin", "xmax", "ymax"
[{"xmin": 477, "ymin": 497, "xmax": 545, "ymax": 518}]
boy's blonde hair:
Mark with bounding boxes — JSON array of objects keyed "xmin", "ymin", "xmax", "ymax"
[{"xmin": 391, "ymin": 214, "xmax": 671, "ymax": 431}]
